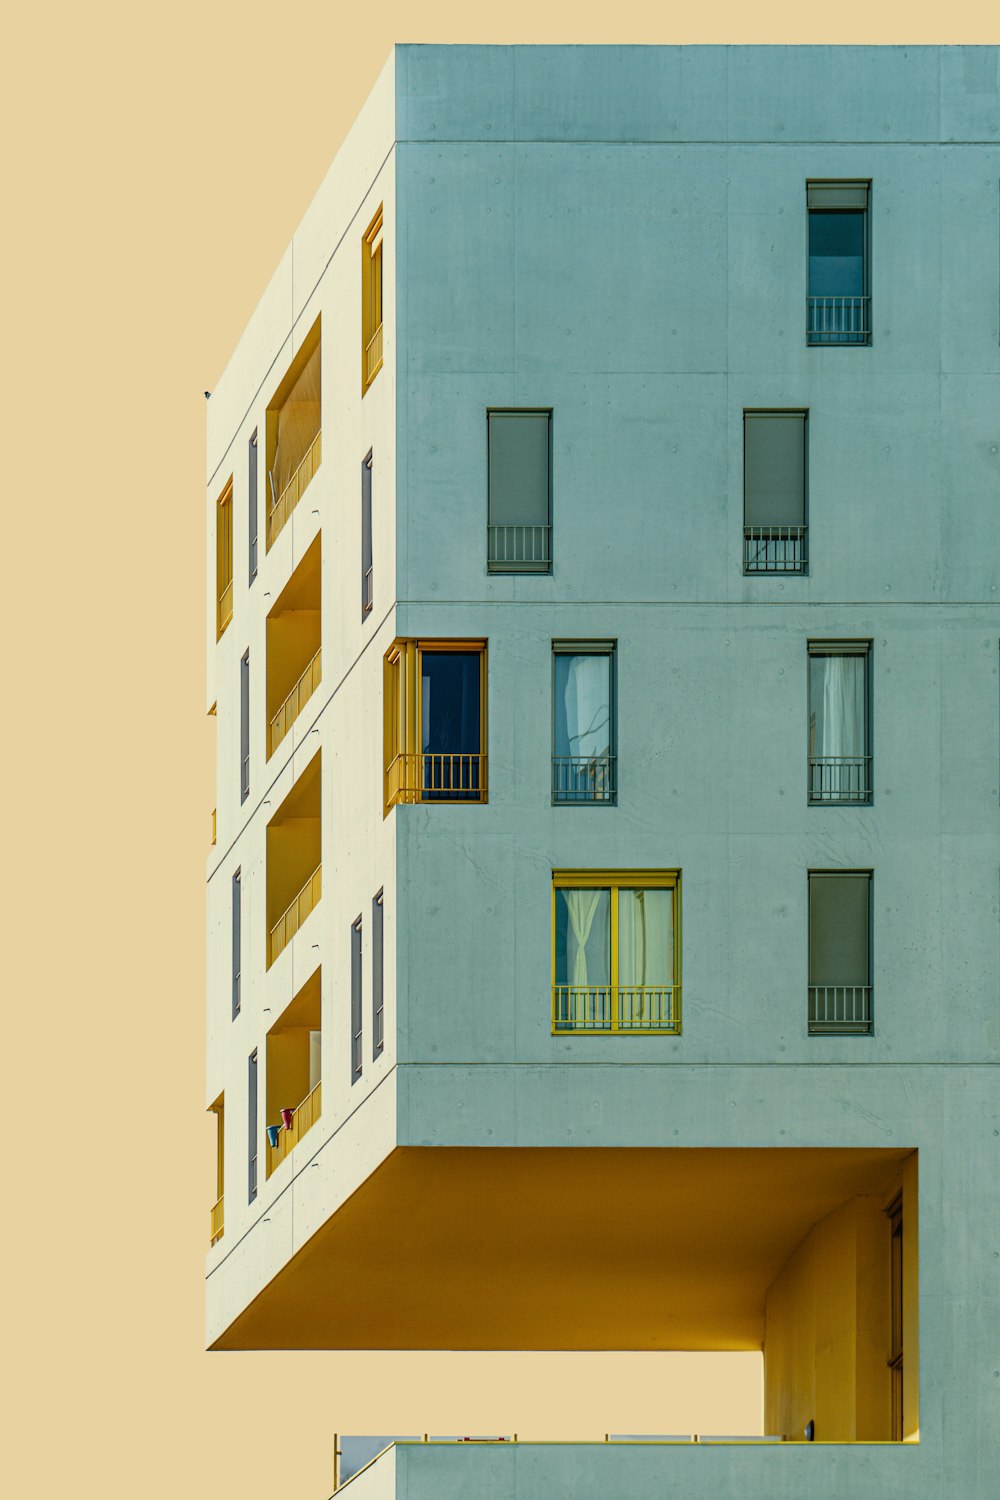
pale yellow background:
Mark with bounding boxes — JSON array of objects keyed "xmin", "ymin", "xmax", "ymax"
[{"xmin": 2, "ymin": 4, "xmax": 995, "ymax": 1498}]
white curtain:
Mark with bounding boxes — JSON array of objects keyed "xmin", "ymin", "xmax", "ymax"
[
  {"xmin": 618, "ymin": 889, "xmax": 672, "ymax": 986},
  {"xmin": 556, "ymin": 655, "xmax": 610, "ymax": 760},
  {"xmin": 816, "ymin": 655, "xmax": 865, "ymax": 761},
  {"xmin": 562, "ymin": 889, "xmax": 609, "ymax": 986}
]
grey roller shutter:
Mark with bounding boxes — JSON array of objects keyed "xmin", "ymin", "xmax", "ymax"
[
  {"xmin": 809, "ymin": 873, "xmax": 870, "ymax": 987},
  {"xmin": 807, "ymin": 181, "xmax": 869, "ymax": 210},
  {"xmin": 488, "ymin": 411, "xmax": 550, "ymax": 527},
  {"xmin": 745, "ymin": 413, "xmax": 806, "ymax": 527}
]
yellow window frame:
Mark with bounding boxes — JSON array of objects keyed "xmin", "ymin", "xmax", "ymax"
[
  {"xmin": 216, "ymin": 477, "xmax": 234, "ymax": 638},
  {"xmin": 551, "ymin": 869, "xmax": 681, "ymax": 1036},
  {"xmin": 362, "ymin": 206, "xmax": 384, "ymax": 395},
  {"xmin": 384, "ymin": 639, "xmax": 488, "ymax": 813}
]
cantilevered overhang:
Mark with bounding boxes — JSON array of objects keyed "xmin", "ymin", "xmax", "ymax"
[{"xmin": 211, "ymin": 1145, "xmax": 907, "ymax": 1350}]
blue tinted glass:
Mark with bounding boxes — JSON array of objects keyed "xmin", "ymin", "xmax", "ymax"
[
  {"xmin": 421, "ymin": 652, "xmax": 480, "ymax": 753},
  {"xmin": 808, "ymin": 211, "xmax": 864, "ymax": 296}
]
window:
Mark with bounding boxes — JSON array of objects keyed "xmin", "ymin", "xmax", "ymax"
[
  {"xmin": 248, "ymin": 431, "xmax": 258, "ymax": 583},
  {"xmin": 231, "ymin": 869, "xmax": 242, "ymax": 1019},
  {"xmin": 887, "ymin": 1193, "xmax": 904, "ymax": 1440},
  {"xmin": 487, "ymin": 409, "xmax": 552, "ymax": 572},
  {"xmin": 216, "ymin": 477, "xmax": 234, "ymax": 637},
  {"xmin": 372, "ymin": 890, "xmax": 384, "ymax": 1058},
  {"xmin": 552, "ymin": 870, "xmax": 681, "ymax": 1035},
  {"xmin": 808, "ymin": 871, "xmax": 872, "ymax": 1034},
  {"xmin": 807, "ymin": 180, "xmax": 871, "ymax": 345},
  {"xmin": 248, "ymin": 1050, "xmax": 258, "ymax": 1202},
  {"xmin": 744, "ymin": 411, "xmax": 807, "ymax": 574},
  {"xmin": 808, "ymin": 642, "xmax": 871, "ymax": 804},
  {"xmin": 383, "ymin": 640, "xmax": 488, "ymax": 810},
  {"xmin": 240, "ymin": 651, "xmax": 250, "ymax": 803},
  {"xmin": 362, "ymin": 207, "xmax": 383, "ymax": 394},
  {"xmin": 552, "ymin": 643, "xmax": 616, "ymax": 803},
  {"xmin": 362, "ymin": 451, "xmax": 373, "ymax": 618},
  {"xmin": 209, "ymin": 1094, "xmax": 225, "ymax": 1245},
  {"xmin": 351, "ymin": 917, "xmax": 363, "ymax": 1083}
]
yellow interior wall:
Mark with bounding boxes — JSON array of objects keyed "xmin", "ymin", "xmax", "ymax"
[
  {"xmin": 267, "ymin": 610, "xmax": 321, "ymax": 721},
  {"xmin": 902, "ymin": 1152, "xmax": 920, "ymax": 1440},
  {"xmin": 764, "ymin": 1174, "xmax": 907, "ymax": 1442},
  {"xmin": 266, "ymin": 1031, "xmax": 313, "ymax": 1124}
]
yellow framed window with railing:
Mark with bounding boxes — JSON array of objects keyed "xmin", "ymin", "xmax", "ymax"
[
  {"xmin": 552, "ymin": 870, "xmax": 681, "ymax": 1035},
  {"xmin": 383, "ymin": 639, "xmax": 488, "ymax": 813},
  {"xmin": 361, "ymin": 205, "xmax": 383, "ymax": 394}
]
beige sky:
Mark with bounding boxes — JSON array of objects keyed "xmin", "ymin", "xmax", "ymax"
[{"xmin": 2, "ymin": 5, "xmax": 996, "ymax": 1499}]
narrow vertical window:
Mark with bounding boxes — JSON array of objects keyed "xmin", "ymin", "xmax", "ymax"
[
  {"xmin": 361, "ymin": 207, "xmax": 383, "ymax": 394},
  {"xmin": 351, "ymin": 917, "xmax": 363, "ymax": 1083},
  {"xmin": 361, "ymin": 451, "xmax": 374, "ymax": 619},
  {"xmin": 372, "ymin": 890, "xmax": 384, "ymax": 1059},
  {"xmin": 487, "ymin": 409, "xmax": 552, "ymax": 572},
  {"xmin": 887, "ymin": 1193, "xmax": 904, "ymax": 1440},
  {"xmin": 807, "ymin": 180, "xmax": 871, "ymax": 345},
  {"xmin": 744, "ymin": 412, "xmax": 807, "ymax": 574},
  {"xmin": 240, "ymin": 651, "xmax": 250, "ymax": 804},
  {"xmin": 216, "ymin": 477, "xmax": 234, "ymax": 637},
  {"xmin": 552, "ymin": 643, "xmax": 616, "ymax": 803},
  {"xmin": 248, "ymin": 430, "xmax": 258, "ymax": 584},
  {"xmin": 808, "ymin": 642, "xmax": 871, "ymax": 804},
  {"xmin": 248, "ymin": 1049, "xmax": 258, "ymax": 1203},
  {"xmin": 209, "ymin": 1095, "xmax": 225, "ymax": 1245},
  {"xmin": 231, "ymin": 869, "xmax": 242, "ymax": 1019},
  {"xmin": 808, "ymin": 871, "xmax": 873, "ymax": 1034}
]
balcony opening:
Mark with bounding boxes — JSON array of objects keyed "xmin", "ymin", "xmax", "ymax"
[
  {"xmin": 743, "ymin": 411, "xmax": 807, "ymax": 575},
  {"xmin": 362, "ymin": 207, "xmax": 383, "ymax": 394},
  {"xmin": 808, "ymin": 642, "xmax": 871, "ymax": 806},
  {"xmin": 266, "ymin": 317, "xmax": 321, "ymax": 549},
  {"xmin": 266, "ymin": 534, "xmax": 321, "ymax": 758},
  {"xmin": 552, "ymin": 643, "xmax": 616, "ymax": 804},
  {"xmin": 553, "ymin": 871, "xmax": 680, "ymax": 1034},
  {"xmin": 266, "ymin": 750, "xmax": 321, "ymax": 967},
  {"xmin": 265, "ymin": 968, "xmax": 322, "ymax": 1178},
  {"xmin": 487, "ymin": 409, "xmax": 552, "ymax": 573},
  {"xmin": 214, "ymin": 1145, "xmax": 918, "ymax": 1451},
  {"xmin": 208, "ymin": 1093, "xmax": 224, "ymax": 1246},
  {"xmin": 384, "ymin": 639, "xmax": 488, "ymax": 811},
  {"xmin": 807, "ymin": 181, "xmax": 871, "ymax": 346}
]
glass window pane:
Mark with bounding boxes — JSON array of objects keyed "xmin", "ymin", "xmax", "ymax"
[
  {"xmin": 554, "ymin": 653, "xmax": 612, "ymax": 761},
  {"xmin": 808, "ymin": 211, "xmax": 865, "ymax": 296},
  {"xmin": 555, "ymin": 888, "xmax": 610, "ymax": 987},
  {"xmin": 421, "ymin": 652, "xmax": 481, "ymax": 753},
  {"xmin": 809, "ymin": 655, "xmax": 866, "ymax": 760},
  {"xmin": 618, "ymin": 889, "xmax": 673, "ymax": 986}
]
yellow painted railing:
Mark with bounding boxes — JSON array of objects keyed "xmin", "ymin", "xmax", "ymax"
[
  {"xmin": 209, "ymin": 1195, "xmax": 224, "ymax": 1246},
  {"xmin": 268, "ymin": 864, "xmax": 322, "ymax": 966},
  {"xmin": 552, "ymin": 985, "xmax": 681, "ymax": 1035},
  {"xmin": 217, "ymin": 581, "xmax": 233, "ymax": 637},
  {"xmin": 266, "ymin": 1081, "xmax": 322, "ymax": 1177},
  {"xmin": 386, "ymin": 752, "xmax": 487, "ymax": 807},
  {"xmin": 267, "ymin": 429, "xmax": 322, "ymax": 549},
  {"xmin": 268, "ymin": 647, "xmax": 322, "ymax": 757},
  {"xmin": 364, "ymin": 323, "xmax": 383, "ymax": 387}
]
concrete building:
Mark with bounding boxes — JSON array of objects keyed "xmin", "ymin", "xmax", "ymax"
[{"xmin": 205, "ymin": 45, "xmax": 1000, "ymax": 1496}]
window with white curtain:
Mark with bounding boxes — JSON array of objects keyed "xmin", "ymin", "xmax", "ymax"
[
  {"xmin": 808, "ymin": 642, "xmax": 871, "ymax": 804},
  {"xmin": 552, "ymin": 871, "xmax": 680, "ymax": 1035},
  {"xmin": 552, "ymin": 642, "xmax": 616, "ymax": 803}
]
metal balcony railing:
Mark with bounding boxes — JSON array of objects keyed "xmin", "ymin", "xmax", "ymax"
[
  {"xmin": 487, "ymin": 524, "xmax": 552, "ymax": 572},
  {"xmin": 209, "ymin": 1195, "xmax": 224, "ymax": 1246},
  {"xmin": 552, "ymin": 755, "xmax": 616, "ymax": 804},
  {"xmin": 267, "ymin": 429, "xmax": 322, "ymax": 548},
  {"xmin": 386, "ymin": 752, "xmax": 488, "ymax": 806},
  {"xmin": 807, "ymin": 295, "xmax": 871, "ymax": 345},
  {"xmin": 267, "ymin": 1080, "xmax": 322, "ymax": 1176},
  {"xmin": 217, "ymin": 581, "xmax": 233, "ymax": 636},
  {"xmin": 364, "ymin": 323, "xmax": 383, "ymax": 388},
  {"xmin": 268, "ymin": 863, "xmax": 322, "ymax": 966},
  {"xmin": 809, "ymin": 755, "xmax": 872, "ymax": 804},
  {"xmin": 808, "ymin": 984, "xmax": 872, "ymax": 1034},
  {"xmin": 552, "ymin": 984, "xmax": 681, "ymax": 1035},
  {"xmin": 268, "ymin": 647, "xmax": 322, "ymax": 757},
  {"xmin": 743, "ymin": 526, "xmax": 807, "ymax": 574}
]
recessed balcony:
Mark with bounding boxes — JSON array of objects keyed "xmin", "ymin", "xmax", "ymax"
[
  {"xmin": 266, "ymin": 319, "xmax": 321, "ymax": 550},
  {"xmin": 266, "ymin": 535, "xmax": 321, "ymax": 758},
  {"xmin": 266, "ymin": 751, "xmax": 321, "ymax": 968},
  {"xmin": 266, "ymin": 970, "xmax": 322, "ymax": 1177}
]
